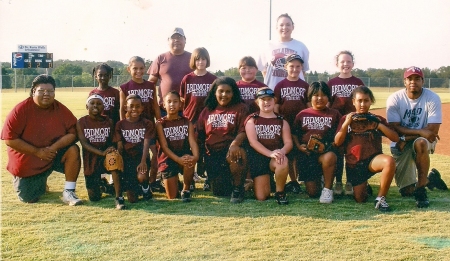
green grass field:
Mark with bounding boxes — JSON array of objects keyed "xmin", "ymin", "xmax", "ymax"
[{"xmin": 2, "ymin": 89, "xmax": 450, "ymax": 260}]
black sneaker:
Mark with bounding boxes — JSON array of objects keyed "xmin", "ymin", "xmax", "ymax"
[
  {"xmin": 367, "ymin": 184, "xmax": 373, "ymax": 196},
  {"xmin": 150, "ymin": 180, "xmax": 165, "ymax": 193},
  {"xmin": 427, "ymin": 168, "xmax": 448, "ymax": 191},
  {"xmin": 203, "ymin": 179, "xmax": 211, "ymax": 191},
  {"xmin": 141, "ymin": 185, "xmax": 153, "ymax": 201},
  {"xmin": 374, "ymin": 196, "xmax": 391, "ymax": 212},
  {"xmin": 413, "ymin": 187, "xmax": 429, "ymax": 208},
  {"xmin": 181, "ymin": 190, "xmax": 191, "ymax": 203},
  {"xmin": 285, "ymin": 181, "xmax": 302, "ymax": 194},
  {"xmin": 115, "ymin": 197, "xmax": 126, "ymax": 210},
  {"xmin": 230, "ymin": 187, "xmax": 244, "ymax": 204},
  {"xmin": 275, "ymin": 191, "xmax": 289, "ymax": 205}
]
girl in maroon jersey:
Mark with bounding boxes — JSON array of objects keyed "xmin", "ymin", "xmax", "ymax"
[
  {"xmin": 245, "ymin": 87, "xmax": 292, "ymax": 204},
  {"xmin": 114, "ymin": 94, "xmax": 155, "ymax": 203},
  {"xmin": 196, "ymin": 77, "xmax": 249, "ymax": 203},
  {"xmin": 236, "ymin": 56, "xmax": 267, "ymax": 114},
  {"xmin": 327, "ymin": 50, "xmax": 365, "ymax": 196},
  {"xmin": 76, "ymin": 94, "xmax": 125, "ymax": 209},
  {"xmin": 292, "ymin": 81, "xmax": 341, "ymax": 204},
  {"xmin": 179, "ymin": 47, "xmax": 216, "ymax": 184},
  {"xmin": 90, "ymin": 63, "xmax": 120, "ymax": 124},
  {"xmin": 335, "ymin": 86, "xmax": 398, "ymax": 212},
  {"xmin": 156, "ymin": 91, "xmax": 199, "ymax": 202},
  {"xmin": 119, "ymin": 56, "xmax": 162, "ymax": 194}
]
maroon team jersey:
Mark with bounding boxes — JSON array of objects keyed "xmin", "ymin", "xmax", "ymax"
[
  {"xmin": 78, "ymin": 115, "xmax": 113, "ymax": 176},
  {"xmin": 148, "ymin": 51, "xmax": 193, "ymax": 105},
  {"xmin": 180, "ymin": 72, "xmax": 217, "ymax": 123},
  {"xmin": 89, "ymin": 86, "xmax": 120, "ymax": 124},
  {"xmin": 236, "ymin": 79, "xmax": 267, "ymax": 114},
  {"xmin": 245, "ymin": 113, "xmax": 284, "ymax": 151},
  {"xmin": 327, "ymin": 76, "xmax": 364, "ymax": 115},
  {"xmin": 114, "ymin": 118, "xmax": 155, "ymax": 157},
  {"xmin": 197, "ymin": 103, "xmax": 249, "ymax": 154},
  {"xmin": 337, "ymin": 114, "xmax": 388, "ymax": 166},
  {"xmin": 274, "ymin": 78, "xmax": 309, "ymax": 126},
  {"xmin": 1, "ymin": 98, "xmax": 77, "ymax": 178},
  {"xmin": 120, "ymin": 80, "xmax": 157, "ymax": 121},
  {"xmin": 157, "ymin": 116, "xmax": 191, "ymax": 172},
  {"xmin": 293, "ymin": 107, "xmax": 341, "ymax": 145}
]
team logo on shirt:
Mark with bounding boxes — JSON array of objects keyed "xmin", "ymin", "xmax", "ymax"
[
  {"xmin": 403, "ymin": 108, "xmax": 423, "ymax": 128},
  {"xmin": 270, "ymin": 49, "xmax": 297, "ymax": 77},
  {"xmin": 255, "ymin": 124, "xmax": 281, "ymax": 140},
  {"xmin": 84, "ymin": 127, "xmax": 111, "ymax": 143},
  {"xmin": 207, "ymin": 113, "xmax": 236, "ymax": 128},
  {"xmin": 281, "ymin": 87, "xmax": 306, "ymax": 101},
  {"xmin": 164, "ymin": 125, "xmax": 188, "ymax": 141},
  {"xmin": 121, "ymin": 128, "xmax": 146, "ymax": 143},
  {"xmin": 186, "ymin": 84, "xmax": 209, "ymax": 97},
  {"xmin": 332, "ymin": 84, "xmax": 359, "ymax": 98},
  {"xmin": 302, "ymin": 117, "xmax": 332, "ymax": 130},
  {"xmin": 239, "ymin": 87, "xmax": 258, "ymax": 100},
  {"xmin": 103, "ymin": 97, "xmax": 115, "ymax": 110},
  {"xmin": 129, "ymin": 89, "xmax": 153, "ymax": 102}
]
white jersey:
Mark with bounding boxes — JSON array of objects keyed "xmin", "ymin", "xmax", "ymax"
[
  {"xmin": 386, "ymin": 88, "xmax": 442, "ymax": 145},
  {"xmin": 257, "ymin": 39, "xmax": 310, "ymax": 90}
]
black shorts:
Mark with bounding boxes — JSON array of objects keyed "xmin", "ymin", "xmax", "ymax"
[
  {"xmin": 296, "ymin": 153, "xmax": 323, "ymax": 182},
  {"xmin": 345, "ymin": 154, "xmax": 380, "ymax": 186},
  {"xmin": 122, "ymin": 154, "xmax": 151, "ymax": 191},
  {"xmin": 248, "ymin": 148, "xmax": 272, "ymax": 179},
  {"xmin": 204, "ymin": 149, "xmax": 233, "ymax": 196},
  {"xmin": 84, "ymin": 171, "xmax": 103, "ymax": 190}
]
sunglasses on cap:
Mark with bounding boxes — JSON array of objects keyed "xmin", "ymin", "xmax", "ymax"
[
  {"xmin": 286, "ymin": 54, "xmax": 304, "ymax": 63},
  {"xmin": 256, "ymin": 88, "xmax": 275, "ymax": 98}
]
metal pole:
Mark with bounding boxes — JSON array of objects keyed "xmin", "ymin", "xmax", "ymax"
[
  {"xmin": 368, "ymin": 77, "xmax": 370, "ymax": 88},
  {"xmin": 269, "ymin": 0, "xmax": 272, "ymax": 40},
  {"xmin": 388, "ymin": 78, "xmax": 390, "ymax": 92},
  {"xmin": 14, "ymin": 68, "xmax": 17, "ymax": 93},
  {"xmin": 72, "ymin": 75, "xmax": 74, "ymax": 92}
]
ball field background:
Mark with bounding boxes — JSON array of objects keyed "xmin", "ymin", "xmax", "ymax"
[{"xmin": 1, "ymin": 87, "xmax": 450, "ymax": 260}]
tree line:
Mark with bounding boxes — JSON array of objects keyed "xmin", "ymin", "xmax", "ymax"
[{"xmin": 2, "ymin": 60, "xmax": 450, "ymax": 89}]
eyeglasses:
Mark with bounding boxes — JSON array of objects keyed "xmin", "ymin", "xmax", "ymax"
[
  {"xmin": 256, "ymin": 89, "xmax": 274, "ymax": 97},
  {"xmin": 35, "ymin": 89, "xmax": 55, "ymax": 95}
]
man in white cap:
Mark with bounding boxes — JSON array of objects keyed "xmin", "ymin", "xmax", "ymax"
[{"xmin": 386, "ymin": 66, "xmax": 442, "ymax": 208}]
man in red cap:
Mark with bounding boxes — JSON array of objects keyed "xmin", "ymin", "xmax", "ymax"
[{"xmin": 386, "ymin": 66, "xmax": 443, "ymax": 208}]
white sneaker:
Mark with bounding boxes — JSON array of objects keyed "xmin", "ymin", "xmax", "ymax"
[
  {"xmin": 193, "ymin": 172, "xmax": 202, "ymax": 182},
  {"xmin": 345, "ymin": 182, "xmax": 354, "ymax": 195},
  {"xmin": 62, "ymin": 190, "xmax": 83, "ymax": 206},
  {"xmin": 319, "ymin": 188, "xmax": 333, "ymax": 204}
]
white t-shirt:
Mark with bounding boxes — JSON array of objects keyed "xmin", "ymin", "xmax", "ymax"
[
  {"xmin": 386, "ymin": 88, "xmax": 442, "ymax": 145},
  {"xmin": 257, "ymin": 39, "xmax": 310, "ymax": 90}
]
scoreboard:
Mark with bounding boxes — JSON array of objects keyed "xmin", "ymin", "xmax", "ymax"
[{"xmin": 12, "ymin": 52, "xmax": 53, "ymax": 68}]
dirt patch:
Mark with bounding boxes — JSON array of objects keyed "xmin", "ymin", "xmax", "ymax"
[{"xmin": 370, "ymin": 103, "xmax": 450, "ymax": 156}]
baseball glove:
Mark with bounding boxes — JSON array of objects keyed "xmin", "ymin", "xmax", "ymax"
[
  {"xmin": 350, "ymin": 113, "xmax": 380, "ymax": 133},
  {"xmin": 306, "ymin": 135, "xmax": 326, "ymax": 154},
  {"xmin": 104, "ymin": 151, "xmax": 124, "ymax": 172}
]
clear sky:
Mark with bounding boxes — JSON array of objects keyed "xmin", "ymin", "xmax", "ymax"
[{"xmin": 1, "ymin": 0, "xmax": 449, "ymax": 74}]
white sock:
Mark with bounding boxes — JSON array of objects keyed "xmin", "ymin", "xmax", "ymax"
[{"xmin": 64, "ymin": 181, "xmax": 76, "ymax": 190}]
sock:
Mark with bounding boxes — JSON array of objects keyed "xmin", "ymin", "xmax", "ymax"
[
  {"xmin": 64, "ymin": 181, "xmax": 76, "ymax": 191},
  {"xmin": 141, "ymin": 185, "xmax": 149, "ymax": 193},
  {"xmin": 375, "ymin": 196, "xmax": 381, "ymax": 201}
]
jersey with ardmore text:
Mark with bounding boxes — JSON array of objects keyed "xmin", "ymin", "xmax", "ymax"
[
  {"xmin": 293, "ymin": 107, "xmax": 341, "ymax": 145},
  {"xmin": 274, "ymin": 78, "xmax": 309, "ymax": 126},
  {"xmin": 114, "ymin": 118, "xmax": 155, "ymax": 157},
  {"xmin": 236, "ymin": 79, "xmax": 267, "ymax": 114},
  {"xmin": 245, "ymin": 114, "xmax": 284, "ymax": 151},
  {"xmin": 120, "ymin": 80, "xmax": 157, "ymax": 121},
  {"xmin": 89, "ymin": 86, "xmax": 120, "ymax": 124},
  {"xmin": 327, "ymin": 76, "xmax": 364, "ymax": 115}
]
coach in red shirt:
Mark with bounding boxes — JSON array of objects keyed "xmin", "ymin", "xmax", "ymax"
[{"xmin": 1, "ymin": 75, "xmax": 82, "ymax": 205}]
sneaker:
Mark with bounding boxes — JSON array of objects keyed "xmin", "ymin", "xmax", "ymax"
[
  {"xmin": 203, "ymin": 180, "xmax": 211, "ymax": 191},
  {"xmin": 427, "ymin": 168, "xmax": 448, "ymax": 191},
  {"xmin": 345, "ymin": 182, "xmax": 354, "ymax": 195},
  {"xmin": 150, "ymin": 180, "xmax": 165, "ymax": 193},
  {"xmin": 115, "ymin": 197, "xmax": 126, "ymax": 210},
  {"xmin": 230, "ymin": 187, "xmax": 244, "ymax": 204},
  {"xmin": 275, "ymin": 191, "xmax": 289, "ymax": 205},
  {"xmin": 413, "ymin": 187, "xmax": 429, "ymax": 208},
  {"xmin": 100, "ymin": 177, "xmax": 115, "ymax": 195},
  {"xmin": 142, "ymin": 185, "xmax": 153, "ymax": 201},
  {"xmin": 374, "ymin": 196, "xmax": 391, "ymax": 212},
  {"xmin": 319, "ymin": 188, "xmax": 333, "ymax": 204},
  {"xmin": 189, "ymin": 180, "xmax": 195, "ymax": 192},
  {"xmin": 193, "ymin": 172, "xmax": 202, "ymax": 182},
  {"xmin": 244, "ymin": 179, "xmax": 254, "ymax": 191},
  {"xmin": 333, "ymin": 182, "xmax": 343, "ymax": 195},
  {"xmin": 285, "ymin": 180, "xmax": 302, "ymax": 194},
  {"xmin": 181, "ymin": 190, "xmax": 191, "ymax": 203},
  {"xmin": 367, "ymin": 184, "xmax": 373, "ymax": 196},
  {"xmin": 62, "ymin": 190, "xmax": 83, "ymax": 206}
]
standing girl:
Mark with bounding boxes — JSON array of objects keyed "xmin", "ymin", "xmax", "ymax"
[
  {"xmin": 196, "ymin": 77, "xmax": 249, "ymax": 203},
  {"xmin": 236, "ymin": 56, "xmax": 267, "ymax": 114},
  {"xmin": 114, "ymin": 94, "xmax": 156, "ymax": 203},
  {"xmin": 77, "ymin": 94, "xmax": 125, "ymax": 209},
  {"xmin": 90, "ymin": 63, "xmax": 120, "ymax": 125},
  {"xmin": 245, "ymin": 87, "xmax": 292, "ymax": 204},
  {"xmin": 120, "ymin": 56, "xmax": 162, "ymax": 193},
  {"xmin": 292, "ymin": 81, "xmax": 341, "ymax": 203},
  {"xmin": 327, "ymin": 50, "xmax": 365, "ymax": 196},
  {"xmin": 334, "ymin": 86, "xmax": 398, "ymax": 211},
  {"xmin": 156, "ymin": 91, "xmax": 199, "ymax": 202}
]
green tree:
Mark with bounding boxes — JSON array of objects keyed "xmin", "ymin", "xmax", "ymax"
[{"xmin": 53, "ymin": 63, "xmax": 82, "ymax": 75}]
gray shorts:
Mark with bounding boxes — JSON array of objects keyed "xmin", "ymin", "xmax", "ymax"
[{"xmin": 390, "ymin": 137, "xmax": 436, "ymax": 189}]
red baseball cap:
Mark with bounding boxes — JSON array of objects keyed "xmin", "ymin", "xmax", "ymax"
[{"xmin": 404, "ymin": 66, "xmax": 424, "ymax": 79}]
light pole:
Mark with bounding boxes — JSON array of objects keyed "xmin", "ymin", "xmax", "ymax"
[{"xmin": 269, "ymin": 0, "xmax": 272, "ymax": 40}]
